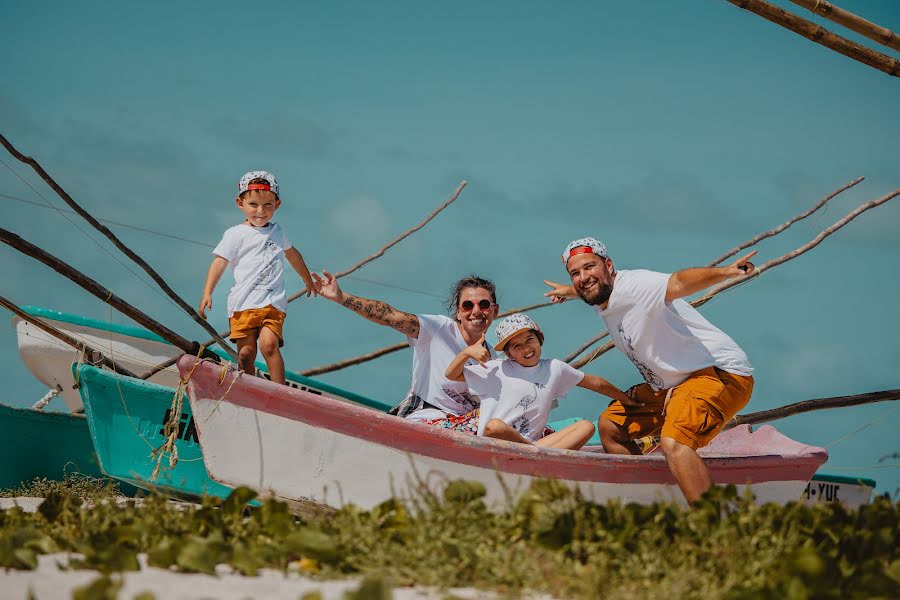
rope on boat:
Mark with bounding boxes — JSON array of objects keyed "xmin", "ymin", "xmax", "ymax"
[
  {"xmin": 150, "ymin": 345, "xmax": 205, "ymax": 480},
  {"xmin": 203, "ymin": 363, "xmax": 243, "ymax": 422},
  {"xmin": 32, "ymin": 385, "xmax": 61, "ymax": 410}
]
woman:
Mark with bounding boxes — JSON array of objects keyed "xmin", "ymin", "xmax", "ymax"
[{"xmin": 312, "ymin": 271, "xmax": 498, "ymax": 426}]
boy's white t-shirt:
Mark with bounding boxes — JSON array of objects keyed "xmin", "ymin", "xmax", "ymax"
[
  {"xmin": 212, "ymin": 222, "xmax": 293, "ymax": 317},
  {"xmin": 404, "ymin": 314, "xmax": 495, "ymax": 421},
  {"xmin": 597, "ymin": 269, "xmax": 753, "ymax": 391},
  {"xmin": 463, "ymin": 358, "xmax": 584, "ymax": 441}
]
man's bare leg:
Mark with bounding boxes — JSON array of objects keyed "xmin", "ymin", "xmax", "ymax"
[
  {"xmin": 598, "ymin": 417, "xmax": 641, "ymax": 455},
  {"xmin": 536, "ymin": 420, "xmax": 595, "ymax": 450},
  {"xmin": 483, "ymin": 419, "xmax": 532, "ymax": 444},
  {"xmin": 660, "ymin": 436, "xmax": 713, "ymax": 503}
]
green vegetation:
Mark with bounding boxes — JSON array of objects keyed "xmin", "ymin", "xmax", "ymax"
[{"xmin": 1, "ymin": 480, "xmax": 898, "ymax": 599}]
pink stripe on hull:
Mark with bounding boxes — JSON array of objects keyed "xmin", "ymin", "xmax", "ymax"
[{"xmin": 180, "ymin": 357, "xmax": 827, "ymax": 487}]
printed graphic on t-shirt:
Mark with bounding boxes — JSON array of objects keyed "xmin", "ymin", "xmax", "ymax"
[
  {"xmin": 510, "ymin": 381, "xmax": 545, "ymax": 437},
  {"xmin": 441, "ymin": 386, "xmax": 479, "ymax": 412},
  {"xmin": 248, "ymin": 238, "xmax": 281, "ymax": 295},
  {"xmin": 618, "ymin": 323, "xmax": 664, "ymax": 389}
]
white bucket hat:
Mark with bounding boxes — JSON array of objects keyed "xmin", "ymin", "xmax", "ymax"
[{"xmin": 494, "ymin": 313, "xmax": 544, "ymax": 352}]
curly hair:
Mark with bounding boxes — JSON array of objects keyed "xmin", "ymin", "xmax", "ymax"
[{"xmin": 443, "ymin": 275, "xmax": 498, "ymax": 317}]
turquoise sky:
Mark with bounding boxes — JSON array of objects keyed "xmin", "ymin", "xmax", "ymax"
[{"xmin": 2, "ymin": 1, "xmax": 898, "ymax": 495}]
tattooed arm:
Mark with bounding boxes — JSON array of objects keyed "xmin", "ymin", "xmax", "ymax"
[{"xmin": 311, "ymin": 270, "xmax": 420, "ymax": 338}]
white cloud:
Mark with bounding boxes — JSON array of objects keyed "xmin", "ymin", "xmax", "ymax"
[{"xmin": 327, "ymin": 195, "xmax": 392, "ymax": 251}]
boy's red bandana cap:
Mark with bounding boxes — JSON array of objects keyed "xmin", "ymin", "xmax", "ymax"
[
  {"xmin": 562, "ymin": 237, "xmax": 608, "ymax": 265},
  {"xmin": 238, "ymin": 170, "xmax": 279, "ymax": 197}
]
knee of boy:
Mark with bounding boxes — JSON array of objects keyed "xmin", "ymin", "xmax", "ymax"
[
  {"xmin": 484, "ymin": 419, "xmax": 505, "ymax": 437},
  {"xmin": 579, "ymin": 419, "xmax": 596, "ymax": 435}
]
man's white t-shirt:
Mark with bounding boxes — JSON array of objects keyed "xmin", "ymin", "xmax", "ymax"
[
  {"xmin": 404, "ymin": 314, "xmax": 495, "ymax": 421},
  {"xmin": 212, "ymin": 222, "xmax": 292, "ymax": 317},
  {"xmin": 463, "ymin": 358, "xmax": 585, "ymax": 441},
  {"xmin": 597, "ymin": 269, "xmax": 753, "ymax": 391}
]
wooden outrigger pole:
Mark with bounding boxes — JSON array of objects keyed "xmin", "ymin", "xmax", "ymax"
[
  {"xmin": 725, "ymin": 0, "xmax": 900, "ymax": 77},
  {"xmin": 731, "ymin": 388, "xmax": 900, "ymax": 428},
  {"xmin": 0, "ymin": 294, "xmax": 137, "ymax": 378},
  {"xmin": 0, "ymin": 227, "xmax": 218, "ymax": 361},
  {"xmin": 0, "ymin": 134, "xmax": 239, "ymax": 362}
]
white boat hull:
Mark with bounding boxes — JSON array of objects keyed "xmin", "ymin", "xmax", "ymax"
[{"xmin": 182, "ymin": 357, "xmax": 828, "ymax": 510}]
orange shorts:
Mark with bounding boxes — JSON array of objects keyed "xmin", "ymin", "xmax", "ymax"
[
  {"xmin": 228, "ymin": 305, "xmax": 285, "ymax": 347},
  {"xmin": 601, "ymin": 366, "xmax": 754, "ymax": 450}
]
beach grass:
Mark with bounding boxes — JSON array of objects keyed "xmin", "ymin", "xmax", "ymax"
[{"xmin": 1, "ymin": 479, "xmax": 898, "ymax": 599}]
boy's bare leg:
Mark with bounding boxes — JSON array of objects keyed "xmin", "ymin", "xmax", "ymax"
[
  {"xmin": 536, "ymin": 420, "xmax": 595, "ymax": 450},
  {"xmin": 483, "ymin": 419, "xmax": 532, "ymax": 444},
  {"xmin": 235, "ymin": 334, "xmax": 259, "ymax": 376},
  {"xmin": 598, "ymin": 417, "xmax": 642, "ymax": 455},
  {"xmin": 258, "ymin": 326, "xmax": 285, "ymax": 385},
  {"xmin": 660, "ymin": 436, "xmax": 713, "ymax": 504}
]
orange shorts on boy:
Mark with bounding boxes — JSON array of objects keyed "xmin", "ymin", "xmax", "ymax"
[{"xmin": 228, "ymin": 305, "xmax": 285, "ymax": 347}]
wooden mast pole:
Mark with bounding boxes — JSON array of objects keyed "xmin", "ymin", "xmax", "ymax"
[
  {"xmin": 0, "ymin": 227, "xmax": 217, "ymax": 360},
  {"xmin": 0, "ymin": 134, "xmax": 238, "ymax": 362},
  {"xmin": 786, "ymin": 0, "xmax": 900, "ymax": 52},
  {"xmin": 725, "ymin": 0, "xmax": 900, "ymax": 77}
]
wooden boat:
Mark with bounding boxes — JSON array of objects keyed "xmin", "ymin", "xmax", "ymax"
[{"xmin": 181, "ymin": 356, "xmax": 830, "ymax": 509}]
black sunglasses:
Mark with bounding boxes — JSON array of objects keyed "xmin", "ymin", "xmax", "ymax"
[{"xmin": 460, "ymin": 299, "xmax": 495, "ymax": 312}]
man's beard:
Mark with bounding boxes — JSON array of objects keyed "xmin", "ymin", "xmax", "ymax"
[{"xmin": 577, "ymin": 282, "xmax": 613, "ymax": 306}]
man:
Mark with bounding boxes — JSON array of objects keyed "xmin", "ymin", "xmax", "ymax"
[{"xmin": 544, "ymin": 238, "xmax": 756, "ymax": 503}]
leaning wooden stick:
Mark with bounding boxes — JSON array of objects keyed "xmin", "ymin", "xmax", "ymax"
[
  {"xmin": 564, "ymin": 177, "xmax": 863, "ymax": 364},
  {"xmin": 728, "ymin": 388, "xmax": 900, "ymax": 429},
  {"xmin": 786, "ymin": 0, "xmax": 900, "ymax": 52},
  {"xmin": 0, "ymin": 134, "xmax": 238, "ymax": 362},
  {"xmin": 572, "ymin": 187, "xmax": 900, "ymax": 369},
  {"xmin": 0, "ymin": 295, "xmax": 137, "ymax": 378},
  {"xmin": 288, "ymin": 180, "xmax": 469, "ymax": 302},
  {"xmin": 693, "ymin": 187, "xmax": 900, "ymax": 307},
  {"xmin": 300, "ymin": 301, "xmax": 556, "ymax": 377},
  {"xmin": 724, "ymin": 0, "xmax": 900, "ymax": 77},
  {"xmin": 708, "ymin": 176, "xmax": 863, "ymax": 267},
  {"xmin": 0, "ymin": 227, "xmax": 218, "ymax": 360}
]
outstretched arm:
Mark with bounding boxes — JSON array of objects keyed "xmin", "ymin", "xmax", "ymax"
[
  {"xmin": 285, "ymin": 247, "xmax": 317, "ymax": 298},
  {"xmin": 445, "ymin": 334, "xmax": 491, "ymax": 381},
  {"xmin": 543, "ymin": 280, "xmax": 577, "ymax": 303},
  {"xmin": 199, "ymin": 256, "xmax": 229, "ymax": 319},
  {"xmin": 312, "ymin": 270, "xmax": 420, "ymax": 338},
  {"xmin": 578, "ymin": 373, "xmax": 643, "ymax": 407},
  {"xmin": 665, "ymin": 251, "xmax": 757, "ymax": 303}
]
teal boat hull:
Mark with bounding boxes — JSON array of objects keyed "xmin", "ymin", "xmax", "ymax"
[
  {"xmin": 0, "ymin": 403, "xmax": 104, "ymax": 490},
  {"xmin": 75, "ymin": 364, "xmax": 236, "ymax": 500}
]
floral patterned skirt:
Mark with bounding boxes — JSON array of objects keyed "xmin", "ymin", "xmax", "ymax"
[
  {"xmin": 423, "ymin": 408, "xmax": 480, "ymax": 435},
  {"xmin": 423, "ymin": 408, "xmax": 556, "ymax": 439}
]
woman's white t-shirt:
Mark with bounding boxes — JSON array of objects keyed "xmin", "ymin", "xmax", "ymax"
[
  {"xmin": 598, "ymin": 269, "xmax": 753, "ymax": 391},
  {"xmin": 213, "ymin": 222, "xmax": 292, "ymax": 317},
  {"xmin": 463, "ymin": 358, "xmax": 584, "ymax": 441},
  {"xmin": 404, "ymin": 314, "xmax": 494, "ymax": 421}
]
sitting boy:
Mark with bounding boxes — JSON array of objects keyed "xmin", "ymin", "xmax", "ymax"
[
  {"xmin": 199, "ymin": 170, "xmax": 315, "ymax": 384},
  {"xmin": 445, "ymin": 313, "xmax": 637, "ymax": 450}
]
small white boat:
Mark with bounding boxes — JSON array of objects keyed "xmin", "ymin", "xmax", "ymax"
[{"xmin": 181, "ymin": 356, "xmax": 829, "ymax": 510}]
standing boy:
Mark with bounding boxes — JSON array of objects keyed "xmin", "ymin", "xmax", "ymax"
[{"xmin": 199, "ymin": 170, "xmax": 315, "ymax": 384}]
